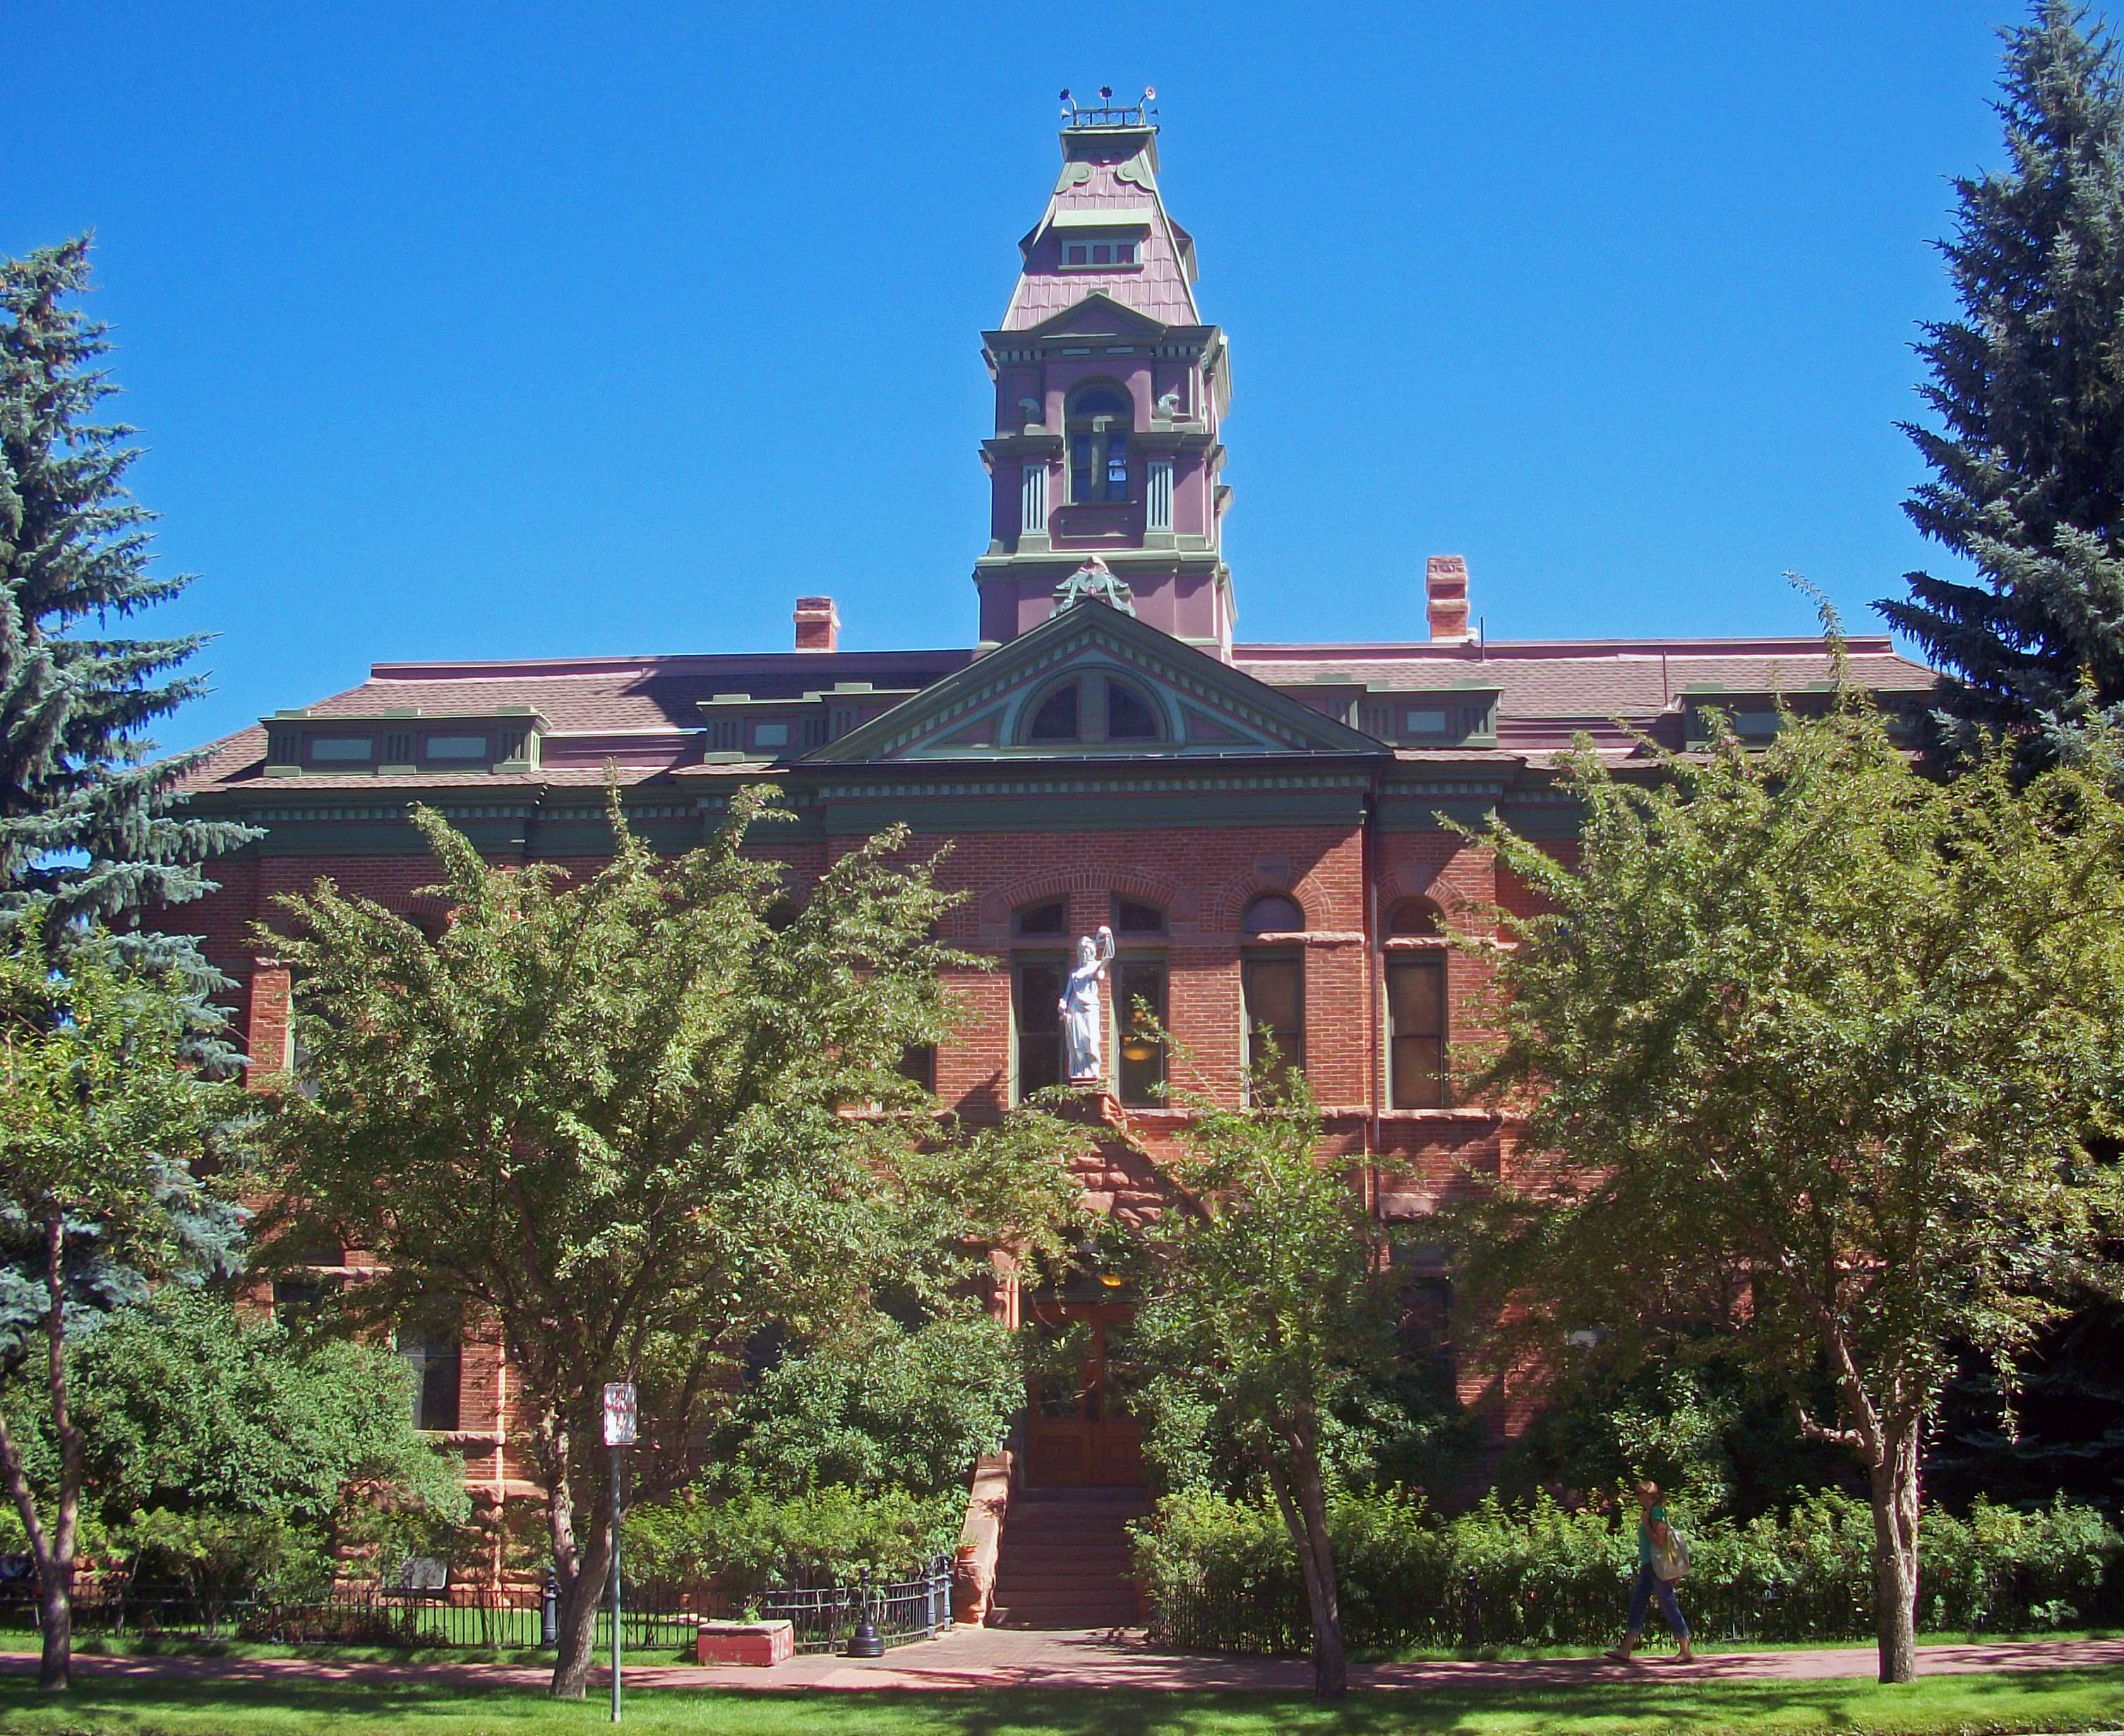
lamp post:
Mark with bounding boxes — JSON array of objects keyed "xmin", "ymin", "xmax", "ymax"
[{"xmin": 602, "ymin": 1382, "xmax": 637, "ymax": 1724}]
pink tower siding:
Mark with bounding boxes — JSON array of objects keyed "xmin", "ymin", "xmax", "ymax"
[{"xmin": 974, "ymin": 115, "xmax": 1235, "ymax": 656}]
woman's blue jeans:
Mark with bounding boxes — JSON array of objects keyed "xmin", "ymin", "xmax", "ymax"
[{"xmin": 1626, "ymin": 1563, "xmax": 1690, "ymax": 1641}]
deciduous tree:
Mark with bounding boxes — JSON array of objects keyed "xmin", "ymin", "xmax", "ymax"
[
  {"xmin": 0, "ymin": 924, "xmax": 246, "ymax": 1689},
  {"xmin": 1128, "ymin": 1057, "xmax": 1403, "ymax": 1704},
  {"xmin": 1457, "ymin": 651, "xmax": 2124, "ymax": 1682},
  {"xmin": 260, "ymin": 790, "xmax": 1084, "ymax": 1699}
]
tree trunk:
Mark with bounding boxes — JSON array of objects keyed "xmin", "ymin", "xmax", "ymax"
[
  {"xmin": 1266, "ymin": 1435, "xmax": 1346, "ymax": 1704},
  {"xmin": 551, "ymin": 1514, "xmax": 613, "ymax": 1700},
  {"xmin": 36, "ymin": 1573, "xmax": 71, "ymax": 1691},
  {"xmin": 1866, "ymin": 1418, "xmax": 1922, "ymax": 1684},
  {"xmin": 0, "ymin": 1209, "xmax": 85, "ymax": 1693}
]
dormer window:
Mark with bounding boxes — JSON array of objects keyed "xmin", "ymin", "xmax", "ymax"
[
  {"xmin": 1062, "ymin": 238, "xmax": 1137, "ymax": 268},
  {"xmin": 308, "ymin": 736, "xmax": 373, "ymax": 764},
  {"xmin": 1068, "ymin": 388, "xmax": 1132, "ymax": 505}
]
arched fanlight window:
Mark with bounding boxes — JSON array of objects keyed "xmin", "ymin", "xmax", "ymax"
[
  {"xmin": 1113, "ymin": 898, "xmax": 1166, "ymax": 936},
  {"xmin": 1106, "ymin": 681, "xmax": 1160, "ymax": 742},
  {"xmin": 1068, "ymin": 387, "xmax": 1132, "ymax": 505},
  {"xmin": 1015, "ymin": 899, "xmax": 1067, "ymax": 936},
  {"xmin": 1386, "ymin": 896, "xmax": 1444, "ymax": 938},
  {"xmin": 1026, "ymin": 683, "xmax": 1080, "ymax": 743},
  {"xmin": 1242, "ymin": 892, "xmax": 1304, "ymax": 935}
]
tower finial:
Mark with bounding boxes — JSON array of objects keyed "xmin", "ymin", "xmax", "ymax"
[{"xmin": 1059, "ymin": 85, "xmax": 1158, "ymax": 128}]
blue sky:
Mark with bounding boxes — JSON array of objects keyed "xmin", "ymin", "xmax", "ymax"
[{"xmin": 11, "ymin": 2, "xmax": 2030, "ymax": 752}]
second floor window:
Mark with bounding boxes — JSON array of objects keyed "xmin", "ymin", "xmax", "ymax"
[
  {"xmin": 1388, "ymin": 954, "xmax": 1447, "ymax": 1109},
  {"xmin": 1242, "ymin": 951, "xmax": 1304, "ymax": 1095},
  {"xmin": 1115, "ymin": 955, "xmax": 1166, "ymax": 1107},
  {"xmin": 1014, "ymin": 955, "xmax": 1068, "ymax": 1099}
]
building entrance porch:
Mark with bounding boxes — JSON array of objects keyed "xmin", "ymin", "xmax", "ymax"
[{"xmin": 1023, "ymin": 1298, "xmax": 1144, "ymax": 1488}]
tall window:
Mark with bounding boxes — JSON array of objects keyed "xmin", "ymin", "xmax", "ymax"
[
  {"xmin": 1387, "ymin": 955, "xmax": 1447, "ymax": 1108},
  {"xmin": 1242, "ymin": 952, "xmax": 1304, "ymax": 1092},
  {"xmin": 1112, "ymin": 898, "xmax": 1168, "ymax": 1107},
  {"xmin": 1240, "ymin": 893, "xmax": 1305, "ymax": 1095},
  {"xmin": 397, "ymin": 1327, "xmax": 462, "ymax": 1433},
  {"xmin": 1015, "ymin": 955, "xmax": 1067, "ymax": 1099},
  {"xmin": 1068, "ymin": 389, "xmax": 1132, "ymax": 504},
  {"xmin": 1014, "ymin": 900, "xmax": 1069, "ymax": 1100},
  {"xmin": 1115, "ymin": 956, "xmax": 1165, "ymax": 1106}
]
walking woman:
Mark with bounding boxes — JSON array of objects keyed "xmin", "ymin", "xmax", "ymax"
[{"xmin": 1604, "ymin": 1480, "xmax": 1693, "ymax": 1662}]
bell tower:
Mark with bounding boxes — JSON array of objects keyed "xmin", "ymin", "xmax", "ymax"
[{"xmin": 973, "ymin": 91, "xmax": 1235, "ymax": 658}]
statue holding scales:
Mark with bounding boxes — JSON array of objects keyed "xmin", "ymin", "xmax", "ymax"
[{"xmin": 1061, "ymin": 924, "xmax": 1117, "ymax": 1084}]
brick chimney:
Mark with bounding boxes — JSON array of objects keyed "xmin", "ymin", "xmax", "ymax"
[
  {"xmin": 793, "ymin": 596, "xmax": 840, "ymax": 653},
  {"xmin": 1425, "ymin": 556, "xmax": 1472, "ymax": 644}
]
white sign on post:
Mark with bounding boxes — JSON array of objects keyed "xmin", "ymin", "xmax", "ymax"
[{"xmin": 603, "ymin": 1382, "xmax": 637, "ymax": 1447}]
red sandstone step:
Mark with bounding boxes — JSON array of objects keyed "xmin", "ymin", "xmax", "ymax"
[{"xmin": 989, "ymin": 1489, "xmax": 1150, "ymax": 1631}]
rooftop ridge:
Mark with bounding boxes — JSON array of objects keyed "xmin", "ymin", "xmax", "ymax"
[
  {"xmin": 364, "ymin": 649, "xmax": 976, "ymax": 682},
  {"xmin": 1234, "ymin": 634, "xmax": 1912, "ymax": 661}
]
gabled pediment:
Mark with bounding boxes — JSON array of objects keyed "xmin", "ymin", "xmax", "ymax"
[
  {"xmin": 1025, "ymin": 293, "xmax": 1169, "ymax": 342},
  {"xmin": 805, "ymin": 603, "xmax": 1387, "ymax": 766}
]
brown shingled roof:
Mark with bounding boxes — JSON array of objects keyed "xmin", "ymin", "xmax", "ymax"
[
  {"xmin": 1234, "ymin": 637, "xmax": 1932, "ymax": 720},
  {"xmin": 172, "ymin": 633, "xmax": 1933, "ymax": 797}
]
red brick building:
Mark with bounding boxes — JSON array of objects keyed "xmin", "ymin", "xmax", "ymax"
[{"xmin": 164, "ymin": 97, "xmax": 1931, "ymax": 1516}]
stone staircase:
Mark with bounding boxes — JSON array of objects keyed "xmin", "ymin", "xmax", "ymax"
[{"xmin": 988, "ymin": 1487, "xmax": 1150, "ymax": 1629}]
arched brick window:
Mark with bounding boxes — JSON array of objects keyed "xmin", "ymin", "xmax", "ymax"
[
  {"xmin": 1241, "ymin": 892, "xmax": 1304, "ymax": 936},
  {"xmin": 1386, "ymin": 896, "xmax": 1444, "ymax": 938}
]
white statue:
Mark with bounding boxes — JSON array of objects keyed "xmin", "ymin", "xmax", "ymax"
[{"xmin": 1061, "ymin": 924, "xmax": 1117, "ymax": 1083}]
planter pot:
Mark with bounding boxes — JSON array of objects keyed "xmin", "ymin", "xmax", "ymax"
[{"xmin": 696, "ymin": 1618, "xmax": 795, "ymax": 1667}]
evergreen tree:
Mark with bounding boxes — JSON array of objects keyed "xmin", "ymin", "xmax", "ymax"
[
  {"xmin": 1881, "ymin": 3, "xmax": 2124, "ymax": 759},
  {"xmin": 0, "ymin": 235, "xmax": 252, "ymax": 977}
]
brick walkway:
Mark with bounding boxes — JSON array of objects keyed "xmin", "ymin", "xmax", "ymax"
[{"xmin": 8, "ymin": 1628, "xmax": 2123, "ymax": 1694}]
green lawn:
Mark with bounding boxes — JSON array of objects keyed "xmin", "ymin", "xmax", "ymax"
[{"xmin": 1, "ymin": 1670, "xmax": 2123, "ymax": 1735}]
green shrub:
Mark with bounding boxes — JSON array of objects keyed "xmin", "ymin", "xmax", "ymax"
[
  {"xmin": 625, "ymin": 1484, "xmax": 962, "ymax": 1603},
  {"xmin": 1132, "ymin": 1487, "xmax": 2124, "ymax": 1653},
  {"xmin": 719, "ymin": 1317, "xmax": 1020, "ymax": 1498}
]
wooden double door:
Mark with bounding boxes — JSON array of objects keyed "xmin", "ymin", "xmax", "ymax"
[{"xmin": 1024, "ymin": 1301, "xmax": 1144, "ymax": 1488}]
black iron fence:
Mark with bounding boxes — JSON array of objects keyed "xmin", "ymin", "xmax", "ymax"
[{"xmin": 0, "ymin": 1556, "xmax": 954, "ymax": 1659}]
